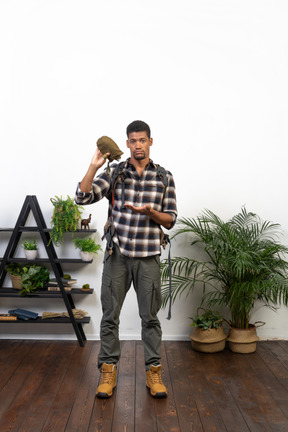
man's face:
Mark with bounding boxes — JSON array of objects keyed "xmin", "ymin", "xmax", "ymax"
[{"xmin": 126, "ymin": 131, "xmax": 153, "ymax": 162}]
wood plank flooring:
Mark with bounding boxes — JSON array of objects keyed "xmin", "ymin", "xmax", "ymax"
[{"xmin": 0, "ymin": 340, "xmax": 288, "ymax": 431}]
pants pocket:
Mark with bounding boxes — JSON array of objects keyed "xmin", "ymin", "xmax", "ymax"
[
  {"xmin": 101, "ymin": 273, "xmax": 112, "ymax": 311},
  {"xmin": 138, "ymin": 274, "xmax": 162, "ymax": 318},
  {"xmin": 151, "ymin": 280, "xmax": 162, "ymax": 315}
]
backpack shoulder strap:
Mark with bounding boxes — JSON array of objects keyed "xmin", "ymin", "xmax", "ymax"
[
  {"xmin": 110, "ymin": 161, "xmax": 125, "ymax": 190},
  {"xmin": 155, "ymin": 164, "xmax": 168, "ymax": 189},
  {"xmin": 109, "ymin": 161, "xmax": 126, "ymax": 208}
]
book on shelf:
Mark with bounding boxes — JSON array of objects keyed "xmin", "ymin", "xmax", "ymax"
[
  {"xmin": 0, "ymin": 314, "xmax": 17, "ymax": 321},
  {"xmin": 47, "ymin": 286, "xmax": 72, "ymax": 292},
  {"xmin": 49, "ymin": 277, "xmax": 77, "ymax": 285},
  {"xmin": 8, "ymin": 309, "xmax": 38, "ymax": 320}
]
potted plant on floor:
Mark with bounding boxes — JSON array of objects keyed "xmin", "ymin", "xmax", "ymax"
[
  {"xmin": 73, "ymin": 237, "xmax": 102, "ymax": 261},
  {"xmin": 161, "ymin": 207, "xmax": 288, "ymax": 353},
  {"xmin": 22, "ymin": 239, "xmax": 38, "ymax": 260},
  {"xmin": 190, "ymin": 308, "xmax": 227, "ymax": 353},
  {"xmin": 49, "ymin": 195, "xmax": 84, "ymax": 246}
]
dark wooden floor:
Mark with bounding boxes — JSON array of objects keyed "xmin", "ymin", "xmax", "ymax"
[{"xmin": 0, "ymin": 340, "xmax": 288, "ymax": 432}]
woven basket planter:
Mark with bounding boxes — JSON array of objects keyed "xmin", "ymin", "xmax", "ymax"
[
  {"xmin": 10, "ymin": 274, "xmax": 22, "ymax": 290},
  {"xmin": 227, "ymin": 325, "xmax": 261, "ymax": 354},
  {"xmin": 190, "ymin": 326, "xmax": 227, "ymax": 353}
]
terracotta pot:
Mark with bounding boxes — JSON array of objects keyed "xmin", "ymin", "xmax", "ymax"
[
  {"xmin": 190, "ymin": 326, "xmax": 227, "ymax": 353},
  {"xmin": 227, "ymin": 325, "xmax": 260, "ymax": 354}
]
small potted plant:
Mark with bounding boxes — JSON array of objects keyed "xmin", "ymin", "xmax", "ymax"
[
  {"xmin": 5, "ymin": 263, "xmax": 50, "ymax": 294},
  {"xmin": 81, "ymin": 283, "xmax": 92, "ymax": 292},
  {"xmin": 22, "ymin": 239, "xmax": 38, "ymax": 260},
  {"xmin": 190, "ymin": 309, "xmax": 227, "ymax": 353},
  {"xmin": 74, "ymin": 237, "xmax": 102, "ymax": 261},
  {"xmin": 5, "ymin": 263, "xmax": 24, "ymax": 289},
  {"xmin": 49, "ymin": 195, "xmax": 84, "ymax": 246}
]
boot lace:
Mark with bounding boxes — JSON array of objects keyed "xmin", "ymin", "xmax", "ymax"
[
  {"xmin": 150, "ymin": 369, "xmax": 163, "ymax": 384},
  {"xmin": 100, "ymin": 368, "xmax": 114, "ymax": 384}
]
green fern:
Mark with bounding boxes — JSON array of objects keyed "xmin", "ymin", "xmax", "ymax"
[
  {"xmin": 73, "ymin": 237, "xmax": 102, "ymax": 254},
  {"xmin": 49, "ymin": 195, "xmax": 84, "ymax": 246}
]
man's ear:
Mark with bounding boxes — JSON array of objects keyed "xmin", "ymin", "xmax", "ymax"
[
  {"xmin": 149, "ymin": 138, "xmax": 153, "ymax": 146},
  {"xmin": 126, "ymin": 139, "xmax": 129, "ymax": 148}
]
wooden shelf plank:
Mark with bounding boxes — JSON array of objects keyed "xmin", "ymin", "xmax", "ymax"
[
  {"xmin": 0, "ymin": 227, "xmax": 96, "ymax": 233},
  {"xmin": 3, "ymin": 258, "xmax": 93, "ymax": 264},
  {"xmin": 0, "ymin": 288, "xmax": 94, "ymax": 298},
  {"xmin": 0, "ymin": 317, "xmax": 91, "ymax": 324}
]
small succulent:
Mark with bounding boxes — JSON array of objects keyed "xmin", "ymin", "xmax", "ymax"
[{"xmin": 22, "ymin": 239, "xmax": 37, "ymax": 250}]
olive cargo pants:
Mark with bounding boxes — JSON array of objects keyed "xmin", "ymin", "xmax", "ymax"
[{"xmin": 98, "ymin": 245, "xmax": 162, "ymax": 370}]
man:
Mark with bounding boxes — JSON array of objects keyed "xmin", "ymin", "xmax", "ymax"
[{"xmin": 75, "ymin": 120, "xmax": 177, "ymax": 398}]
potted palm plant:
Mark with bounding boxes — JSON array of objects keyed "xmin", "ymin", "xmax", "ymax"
[
  {"xmin": 49, "ymin": 195, "xmax": 84, "ymax": 246},
  {"xmin": 161, "ymin": 207, "xmax": 288, "ymax": 353},
  {"xmin": 73, "ymin": 237, "xmax": 102, "ymax": 261}
]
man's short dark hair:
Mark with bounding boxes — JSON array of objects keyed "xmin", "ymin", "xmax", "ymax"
[{"xmin": 126, "ymin": 120, "xmax": 151, "ymax": 139}]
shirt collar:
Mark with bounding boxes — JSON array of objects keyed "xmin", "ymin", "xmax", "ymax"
[{"xmin": 125, "ymin": 158, "xmax": 156, "ymax": 170}]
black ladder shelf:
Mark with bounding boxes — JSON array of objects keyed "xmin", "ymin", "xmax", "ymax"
[{"xmin": 0, "ymin": 195, "xmax": 95, "ymax": 346}]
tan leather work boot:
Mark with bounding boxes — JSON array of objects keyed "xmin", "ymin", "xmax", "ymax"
[
  {"xmin": 146, "ymin": 364, "xmax": 167, "ymax": 398},
  {"xmin": 96, "ymin": 363, "xmax": 117, "ymax": 398}
]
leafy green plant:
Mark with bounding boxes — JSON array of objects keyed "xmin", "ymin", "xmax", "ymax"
[
  {"xmin": 190, "ymin": 309, "xmax": 223, "ymax": 330},
  {"xmin": 20, "ymin": 264, "xmax": 50, "ymax": 295},
  {"xmin": 5, "ymin": 263, "xmax": 24, "ymax": 276},
  {"xmin": 6, "ymin": 263, "xmax": 50, "ymax": 295},
  {"xmin": 49, "ymin": 195, "xmax": 84, "ymax": 246},
  {"xmin": 161, "ymin": 207, "xmax": 288, "ymax": 329},
  {"xmin": 22, "ymin": 239, "xmax": 37, "ymax": 250},
  {"xmin": 82, "ymin": 283, "xmax": 90, "ymax": 290},
  {"xmin": 73, "ymin": 237, "xmax": 102, "ymax": 254}
]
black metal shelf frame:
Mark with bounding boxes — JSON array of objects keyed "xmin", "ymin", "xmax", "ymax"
[
  {"xmin": 0, "ymin": 195, "xmax": 96, "ymax": 346},
  {"xmin": 0, "ymin": 287, "xmax": 94, "ymax": 298}
]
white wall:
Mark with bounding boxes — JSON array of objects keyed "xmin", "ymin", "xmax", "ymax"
[{"xmin": 0, "ymin": 0, "xmax": 288, "ymax": 341}]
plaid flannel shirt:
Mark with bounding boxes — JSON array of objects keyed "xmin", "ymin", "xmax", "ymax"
[{"xmin": 75, "ymin": 159, "xmax": 177, "ymax": 258}]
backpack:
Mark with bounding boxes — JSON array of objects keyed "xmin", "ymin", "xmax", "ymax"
[
  {"xmin": 103, "ymin": 161, "xmax": 172, "ymax": 319},
  {"xmin": 103, "ymin": 161, "xmax": 170, "ymax": 251}
]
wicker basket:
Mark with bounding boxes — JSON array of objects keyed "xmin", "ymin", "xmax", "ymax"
[
  {"xmin": 227, "ymin": 325, "xmax": 259, "ymax": 354},
  {"xmin": 190, "ymin": 326, "xmax": 227, "ymax": 353},
  {"xmin": 10, "ymin": 274, "xmax": 22, "ymax": 290}
]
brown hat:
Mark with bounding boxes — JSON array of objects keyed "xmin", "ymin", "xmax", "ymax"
[{"xmin": 97, "ymin": 136, "xmax": 123, "ymax": 163}]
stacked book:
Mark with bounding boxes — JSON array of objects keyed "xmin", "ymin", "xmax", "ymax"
[
  {"xmin": 46, "ymin": 277, "xmax": 77, "ymax": 292},
  {"xmin": 0, "ymin": 313, "xmax": 18, "ymax": 321},
  {"xmin": 8, "ymin": 309, "xmax": 38, "ymax": 320}
]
